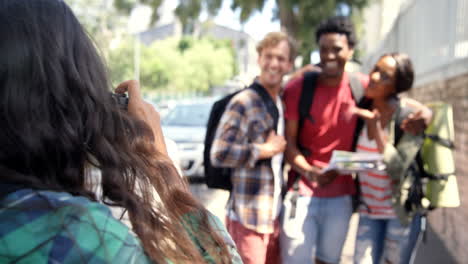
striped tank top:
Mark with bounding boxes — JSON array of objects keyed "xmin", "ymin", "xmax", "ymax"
[{"xmin": 356, "ymin": 125, "xmax": 396, "ymax": 218}]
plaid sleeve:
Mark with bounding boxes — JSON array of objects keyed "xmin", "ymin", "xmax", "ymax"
[
  {"xmin": 182, "ymin": 212, "xmax": 243, "ymax": 264},
  {"xmin": 211, "ymin": 94, "xmax": 261, "ymax": 169},
  {"xmin": 0, "ymin": 190, "xmax": 153, "ymax": 264},
  {"xmin": 207, "ymin": 213, "xmax": 243, "ymax": 264},
  {"xmin": 57, "ymin": 202, "xmax": 153, "ymax": 264}
]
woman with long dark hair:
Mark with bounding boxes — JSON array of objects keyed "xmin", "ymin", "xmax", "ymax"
[
  {"xmin": 0, "ymin": 0, "xmax": 239, "ymax": 263},
  {"xmin": 353, "ymin": 53, "xmax": 430, "ymax": 264}
]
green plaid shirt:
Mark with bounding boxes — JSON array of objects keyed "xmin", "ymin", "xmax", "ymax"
[
  {"xmin": 0, "ymin": 185, "xmax": 151, "ymax": 263},
  {"xmin": 0, "ymin": 185, "xmax": 242, "ymax": 264}
]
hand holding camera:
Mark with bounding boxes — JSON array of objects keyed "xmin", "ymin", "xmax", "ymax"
[
  {"xmin": 111, "ymin": 92, "xmax": 129, "ymax": 110},
  {"xmin": 114, "ymin": 80, "xmax": 167, "ymax": 155}
]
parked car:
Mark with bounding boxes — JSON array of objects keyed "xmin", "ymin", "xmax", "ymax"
[{"xmin": 161, "ymin": 98, "xmax": 216, "ymax": 181}]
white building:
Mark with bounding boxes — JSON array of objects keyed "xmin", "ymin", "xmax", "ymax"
[{"xmin": 360, "ymin": 0, "xmax": 468, "ymax": 87}]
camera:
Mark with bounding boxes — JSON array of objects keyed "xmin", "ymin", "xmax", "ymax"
[{"xmin": 111, "ymin": 93, "xmax": 129, "ymax": 110}]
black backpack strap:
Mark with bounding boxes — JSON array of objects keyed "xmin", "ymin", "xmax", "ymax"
[
  {"xmin": 288, "ymin": 72, "xmax": 365, "ymax": 217},
  {"xmin": 249, "ymin": 82, "xmax": 281, "ymax": 173},
  {"xmin": 393, "ymin": 98, "xmax": 413, "ymax": 145},
  {"xmin": 298, "ymin": 72, "xmax": 320, "ymax": 130},
  {"xmin": 345, "ymin": 73, "xmax": 369, "ymax": 150},
  {"xmin": 284, "ymin": 72, "xmax": 319, "ymax": 218},
  {"xmin": 348, "ymin": 73, "xmax": 369, "ymax": 212},
  {"xmin": 423, "ymin": 134, "xmax": 455, "ymax": 149},
  {"xmin": 250, "ymin": 82, "xmax": 279, "ymax": 130},
  {"xmin": 203, "ymin": 90, "xmax": 243, "ymax": 191}
]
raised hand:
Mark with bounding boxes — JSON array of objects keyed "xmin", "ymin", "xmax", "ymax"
[
  {"xmin": 115, "ymin": 80, "xmax": 167, "ymax": 155},
  {"xmin": 401, "ymin": 110, "xmax": 427, "ymax": 135},
  {"xmin": 258, "ymin": 130, "xmax": 286, "ymax": 159}
]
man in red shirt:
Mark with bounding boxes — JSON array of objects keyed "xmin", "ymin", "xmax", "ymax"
[{"xmin": 280, "ymin": 16, "xmax": 366, "ymax": 264}]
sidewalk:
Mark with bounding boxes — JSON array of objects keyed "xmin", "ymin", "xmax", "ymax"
[{"xmin": 189, "ymin": 183, "xmax": 359, "ymax": 263}]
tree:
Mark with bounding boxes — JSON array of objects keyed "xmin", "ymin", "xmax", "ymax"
[
  {"xmin": 114, "ymin": 0, "xmax": 372, "ymax": 65},
  {"xmin": 69, "ymin": 0, "xmax": 128, "ymax": 58},
  {"xmin": 114, "ymin": 0, "xmax": 164, "ymax": 24},
  {"xmin": 108, "ymin": 37, "xmax": 236, "ymax": 94}
]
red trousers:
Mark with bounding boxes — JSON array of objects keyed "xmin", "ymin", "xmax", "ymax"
[{"xmin": 226, "ymin": 218, "xmax": 280, "ymax": 264}]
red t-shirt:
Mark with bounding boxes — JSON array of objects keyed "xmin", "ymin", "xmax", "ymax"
[{"xmin": 283, "ymin": 72, "xmax": 369, "ymax": 197}]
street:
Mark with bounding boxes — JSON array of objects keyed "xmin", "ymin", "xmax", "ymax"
[{"xmin": 189, "ymin": 183, "xmax": 358, "ymax": 264}]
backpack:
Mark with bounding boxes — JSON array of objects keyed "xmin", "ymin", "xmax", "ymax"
[
  {"xmin": 386, "ymin": 101, "xmax": 459, "ymax": 225},
  {"xmin": 285, "ymin": 71, "xmax": 365, "ymax": 217},
  {"xmin": 203, "ymin": 82, "xmax": 279, "ymax": 191}
]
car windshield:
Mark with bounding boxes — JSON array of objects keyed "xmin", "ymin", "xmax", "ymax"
[{"xmin": 162, "ymin": 102, "xmax": 212, "ymax": 127}]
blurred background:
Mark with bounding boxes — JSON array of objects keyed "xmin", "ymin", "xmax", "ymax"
[{"xmin": 68, "ymin": 0, "xmax": 468, "ymax": 263}]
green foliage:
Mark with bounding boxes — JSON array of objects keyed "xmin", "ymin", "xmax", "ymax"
[
  {"xmin": 68, "ymin": 0, "xmax": 128, "ymax": 59},
  {"xmin": 107, "ymin": 36, "xmax": 135, "ymax": 84},
  {"xmin": 108, "ymin": 37, "xmax": 236, "ymax": 93},
  {"xmin": 113, "ymin": 0, "xmax": 372, "ymax": 66},
  {"xmin": 231, "ymin": 0, "xmax": 266, "ymax": 23},
  {"xmin": 350, "ymin": 7, "xmax": 367, "ymax": 61},
  {"xmin": 271, "ymin": 0, "xmax": 372, "ymax": 65},
  {"xmin": 114, "ymin": 0, "xmax": 163, "ymax": 23},
  {"xmin": 178, "ymin": 38, "xmax": 193, "ymax": 53},
  {"xmin": 113, "ymin": 0, "xmax": 138, "ymax": 14}
]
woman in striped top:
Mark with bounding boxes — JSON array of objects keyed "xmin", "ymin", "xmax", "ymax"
[{"xmin": 352, "ymin": 53, "xmax": 430, "ymax": 264}]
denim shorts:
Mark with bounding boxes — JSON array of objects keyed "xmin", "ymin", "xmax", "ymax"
[
  {"xmin": 280, "ymin": 195, "xmax": 353, "ymax": 264},
  {"xmin": 353, "ymin": 215, "xmax": 413, "ymax": 264}
]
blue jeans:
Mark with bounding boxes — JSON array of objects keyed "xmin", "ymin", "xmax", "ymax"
[
  {"xmin": 280, "ymin": 195, "xmax": 353, "ymax": 264},
  {"xmin": 353, "ymin": 215, "xmax": 419, "ymax": 264}
]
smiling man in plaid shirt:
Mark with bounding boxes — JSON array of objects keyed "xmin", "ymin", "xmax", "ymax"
[{"xmin": 210, "ymin": 32, "xmax": 296, "ymax": 264}]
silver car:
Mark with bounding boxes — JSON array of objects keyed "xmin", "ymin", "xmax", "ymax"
[{"xmin": 161, "ymin": 98, "xmax": 216, "ymax": 180}]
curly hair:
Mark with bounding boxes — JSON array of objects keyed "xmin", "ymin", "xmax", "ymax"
[
  {"xmin": 0, "ymin": 0, "xmax": 231, "ymax": 263},
  {"xmin": 315, "ymin": 16, "xmax": 357, "ymax": 48}
]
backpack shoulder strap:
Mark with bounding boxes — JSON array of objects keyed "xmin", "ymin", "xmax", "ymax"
[
  {"xmin": 348, "ymin": 73, "xmax": 372, "ymax": 150},
  {"xmin": 348, "ymin": 72, "xmax": 365, "ymax": 103},
  {"xmin": 388, "ymin": 99, "xmax": 406, "ymax": 146},
  {"xmin": 299, "ymin": 71, "xmax": 320, "ymax": 126},
  {"xmin": 392, "ymin": 98, "xmax": 416, "ymax": 146},
  {"xmin": 250, "ymin": 82, "xmax": 279, "ymax": 130},
  {"xmin": 284, "ymin": 72, "xmax": 319, "ymax": 200},
  {"xmin": 387, "ymin": 100, "xmax": 425, "ymax": 172}
]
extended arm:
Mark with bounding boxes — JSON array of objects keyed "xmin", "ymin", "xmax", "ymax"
[
  {"xmin": 286, "ymin": 64, "xmax": 322, "ymax": 84},
  {"xmin": 400, "ymin": 98, "xmax": 433, "ymax": 135}
]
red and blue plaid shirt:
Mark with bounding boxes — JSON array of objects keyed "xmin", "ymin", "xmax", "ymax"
[{"xmin": 211, "ymin": 87, "xmax": 281, "ymax": 234}]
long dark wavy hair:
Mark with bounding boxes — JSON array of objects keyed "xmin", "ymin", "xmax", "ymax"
[{"xmin": 0, "ymin": 0, "xmax": 231, "ymax": 263}]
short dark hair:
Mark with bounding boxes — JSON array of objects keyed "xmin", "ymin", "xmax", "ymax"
[
  {"xmin": 315, "ymin": 16, "xmax": 357, "ymax": 48},
  {"xmin": 382, "ymin": 53, "xmax": 414, "ymax": 94}
]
